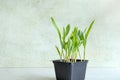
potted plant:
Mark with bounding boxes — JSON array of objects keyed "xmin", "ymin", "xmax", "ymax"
[{"xmin": 51, "ymin": 17, "xmax": 95, "ymax": 80}]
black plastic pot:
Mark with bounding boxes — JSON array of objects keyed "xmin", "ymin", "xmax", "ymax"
[{"xmin": 53, "ymin": 60, "xmax": 88, "ymax": 80}]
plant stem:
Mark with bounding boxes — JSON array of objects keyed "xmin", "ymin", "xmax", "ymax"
[
  {"xmin": 84, "ymin": 47, "xmax": 86, "ymax": 61},
  {"xmin": 60, "ymin": 56, "xmax": 62, "ymax": 62},
  {"xmin": 79, "ymin": 52, "xmax": 82, "ymax": 62}
]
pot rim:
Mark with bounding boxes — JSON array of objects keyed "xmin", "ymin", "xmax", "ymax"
[{"xmin": 53, "ymin": 59, "xmax": 88, "ymax": 64}]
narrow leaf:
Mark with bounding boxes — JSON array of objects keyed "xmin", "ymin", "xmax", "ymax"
[
  {"xmin": 84, "ymin": 27, "xmax": 87, "ymax": 33},
  {"xmin": 55, "ymin": 46, "xmax": 61, "ymax": 56},
  {"xmin": 51, "ymin": 17, "xmax": 63, "ymax": 47},
  {"xmin": 66, "ymin": 24, "xmax": 70, "ymax": 36},
  {"xmin": 63, "ymin": 27, "xmax": 66, "ymax": 41},
  {"xmin": 85, "ymin": 20, "xmax": 95, "ymax": 39},
  {"xmin": 51, "ymin": 17, "xmax": 61, "ymax": 39},
  {"xmin": 79, "ymin": 30, "xmax": 85, "ymax": 40}
]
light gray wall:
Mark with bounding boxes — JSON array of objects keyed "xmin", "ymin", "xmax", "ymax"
[{"xmin": 0, "ymin": 0, "xmax": 120, "ymax": 67}]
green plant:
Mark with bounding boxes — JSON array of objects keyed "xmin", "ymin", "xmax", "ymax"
[{"xmin": 51, "ymin": 17, "xmax": 95, "ymax": 62}]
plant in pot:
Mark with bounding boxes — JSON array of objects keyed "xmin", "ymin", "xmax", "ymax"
[{"xmin": 51, "ymin": 17, "xmax": 95, "ymax": 80}]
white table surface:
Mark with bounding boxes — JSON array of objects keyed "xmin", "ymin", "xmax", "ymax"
[{"xmin": 0, "ymin": 68, "xmax": 120, "ymax": 80}]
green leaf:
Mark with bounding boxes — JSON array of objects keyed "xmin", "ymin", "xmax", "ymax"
[
  {"xmin": 84, "ymin": 27, "xmax": 87, "ymax": 33},
  {"xmin": 72, "ymin": 27, "xmax": 78, "ymax": 45},
  {"xmin": 51, "ymin": 17, "xmax": 63, "ymax": 48},
  {"xmin": 55, "ymin": 46, "xmax": 61, "ymax": 57},
  {"xmin": 63, "ymin": 27, "xmax": 66, "ymax": 41},
  {"xmin": 85, "ymin": 20, "xmax": 95, "ymax": 39},
  {"xmin": 51, "ymin": 17, "xmax": 61, "ymax": 39},
  {"xmin": 68, "ymin": 38, "xmax": 72, "ymax": 50},
  {"xmin": 65, "ymin": 24, "xmax": 70, "ymax": 36},
  {"xmin": 79, "ymin": 30, "xmax": 85, "ymax": 40}
]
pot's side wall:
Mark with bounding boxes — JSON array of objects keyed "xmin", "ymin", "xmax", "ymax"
[
  {"xmin": 71, "ymin": 62, "xmax": 88, "ymax": 80},
  {"xmin": 53, "ymin": 62, "xmax": 71, "ymax": 80},
  {"xmin": 53, "ymin": 61, "xmax": 88, "ymax": 80}
]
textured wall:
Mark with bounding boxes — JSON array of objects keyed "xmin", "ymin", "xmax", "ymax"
[{"xmin": 0, "ymin": 0, "xmax": 120, "ymax": 67}]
